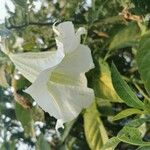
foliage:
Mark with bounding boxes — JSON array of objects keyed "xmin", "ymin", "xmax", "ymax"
[
  {"xmin": 84, "ymin": 102, "xmax": 109, "ymax": 150},
  {"xmin": 0, "ymin": 0, "xmax": 150, "ymax": 149}
]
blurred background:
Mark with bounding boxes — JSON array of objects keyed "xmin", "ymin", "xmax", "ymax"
[{"xmin": 0, "ymin": 0, "xmax": 150, "ymax": 150}]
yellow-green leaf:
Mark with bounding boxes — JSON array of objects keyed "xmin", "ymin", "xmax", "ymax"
[
  {"xmin": 0, "ymin": 65, "xmax": 9, "ymax": 88},
  {"xmin": 102, "ymin": 137, "xmax": 120, "ymax": 150},
  {"xmin": 84, "ymin": 102, "xmax": 111, "ymax": 150},
  {"xmin": 95, "ymin": 59, "xmax": 122, "ymax": 103}
]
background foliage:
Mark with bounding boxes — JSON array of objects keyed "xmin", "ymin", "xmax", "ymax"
[{"xmin": 0, "ymin": 0, "xmax": 150, "ymax": 149}]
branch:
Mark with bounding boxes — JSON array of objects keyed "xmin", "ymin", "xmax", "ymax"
[{"xmin": 5, "ymin": 21, "xmax": 53, "ymax": 29}]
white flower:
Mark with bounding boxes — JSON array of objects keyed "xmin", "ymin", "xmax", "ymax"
[{"xmin": 1, "ymin": 21, "xmax": 95, "ymax": 130}]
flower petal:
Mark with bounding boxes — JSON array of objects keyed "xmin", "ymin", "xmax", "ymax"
[
  {"xmin": 50, "ymin": 71, "xmax": 87, "ymax": 87},
  {"xmin": 53, "ymin": 44, "xmax": 94, "ymax": 86},
  {"xmin": 47, "ymin": 81, "xmax": 94, "ymax": 122},
  {"xmin": 55, "ymin": 119, "xmax": 64, "ymax": 131},
  {"xmin": 25, "ymin": 69, "xmax": 62, "ymax": 118},
  {"xmin": 50, "ymin": 45, "xmax": 94, "ymax": 87},
  {"xmin": 9, "ymin": 50, "xmax": 64, "ymax": 82},
  {"xmin": 54, "ymin": 21, "xmax": 75, "ymax": 38},
  {"xmin": 76, "ymin": 27, "xmax": 87, "ymax": 41},
  {"xmin": 54, "ymin": 21, "xmax": 86, "ymax": 54},
  {"xmin": 25, "ymin": 68, "xmax": 94, "ymax": 125}
]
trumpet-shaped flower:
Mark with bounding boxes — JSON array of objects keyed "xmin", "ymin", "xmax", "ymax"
[{"xmin": 1, "ymin": 21, "xmax": 95, "ymax": 130}]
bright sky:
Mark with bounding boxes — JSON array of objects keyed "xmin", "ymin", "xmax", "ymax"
[
  {"xmin": 0, "ymin": 0, "xmax": 92, "ymax": 24},
  {"xmin": 0, "ymin": 0, "xmax": 15, "ymax": 23}
]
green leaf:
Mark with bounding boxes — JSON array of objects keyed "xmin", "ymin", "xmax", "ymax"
[
  {"xmin": 144, "ymin": 100, "xmax": 150, "ymax": 113},
  {"xmin": 126, "ymin": 117, "xmax": 150, "ymax": 128},
  {"xmin": 36, "ymin": 134, "xmax": 52, "ymax": 150},
  {"xmin": 31, "ymin": 106, "xmax": 45, "ymax": 122},
  {"xmin": 111, "ymin": 63, "xmax": 144, "ymax": 109},
  {"xmin": 12, "ymin": 0, "xmax": 27, "ymax": 8},
  {"xmin": 109, "ymin": 22, "xmax": 141, "ymax": 50},
  {"xmin": 12, "ymin": 75, "xmax": 31, "ymax": 91},
  {"xmin": 65, "ymin": 136, "xmax": 76, "ymax": 150},
  {"xmin": 0, "ymin": 24, "xmax": 11, "ymax": 37},
  {"xmin": 94, "ymin": 59, "xmax": 122, "ymax": 103},
  {"xmin": 137, "ymin": 146, "xmax": 150, "ymax": 150},
  {"xmin": 117, "ymin": 126, "xmax": 150, "ymax": 146},
  {"xmin": 15, "ymin": 102, "xmax": 34, "ymax": 137},
  {"xmin": 136, "ymin": 33, "xmax": 150, "ymax": 94},
  {"xmin": 112, "ymin": 108, "xmax": 143, "ymax": 121},
  {"xmin": 96, "ymin": 98, "xmax": 113, "ymax": 116},
  {"xmin": 102, "ymin": 137, "xmax": 120, "ymax": 150},
  {"xmin": 60, "ymin": 119, "xmax": 76, "ymax": 144},
  {"xmin": 84, "ymin": 102, "xmax": 110, "ymax": 150}
]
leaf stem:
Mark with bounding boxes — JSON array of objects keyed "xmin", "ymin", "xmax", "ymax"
[
  {"xmin": 134, "ymin": 82, "xmax": 150, "ymax": 102},
  {"xmin": 104, "ymin": 49, "xmax": 111, "ymax": 61}
]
